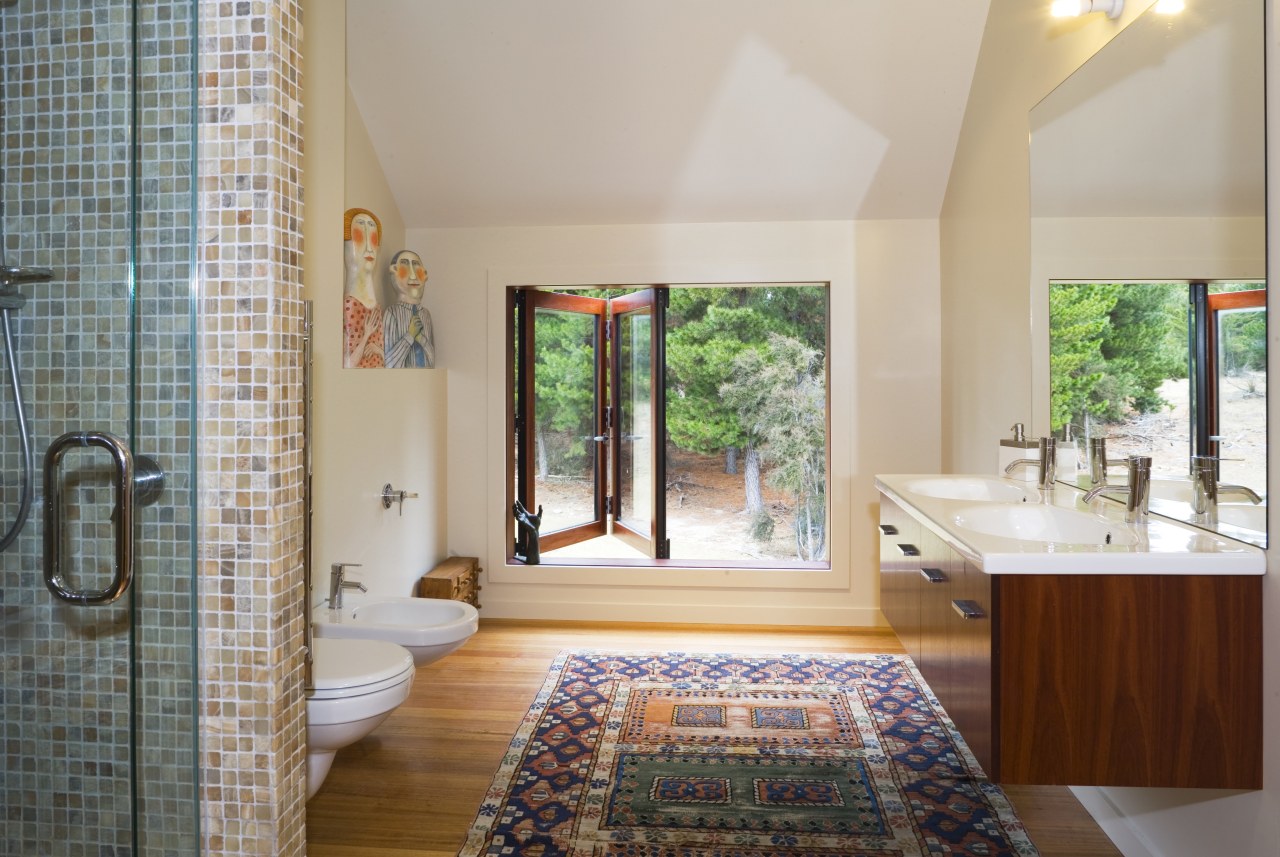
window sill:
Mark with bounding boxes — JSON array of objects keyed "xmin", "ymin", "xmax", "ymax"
[{"xmin": 490, "ymin": 559, "xmax": 844, "ymax": 590}]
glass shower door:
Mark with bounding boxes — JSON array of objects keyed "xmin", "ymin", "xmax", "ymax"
[{"xmin": 0, "ymin": 1, "xmax": 199, "ymax": 854}]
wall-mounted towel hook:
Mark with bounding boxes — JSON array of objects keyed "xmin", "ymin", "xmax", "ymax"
[{"xmin": 381, "ymin": 483, "xmax": 419, "ymax": 516}]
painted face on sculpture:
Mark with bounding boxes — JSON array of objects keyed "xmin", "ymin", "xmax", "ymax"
[
  {"xmin": 350, "ymin": 212, "xmax": 381, "ymax": 274},
  {"xmin": 389, "ymin": 251, "xmax": 426, "ymax": 304}
]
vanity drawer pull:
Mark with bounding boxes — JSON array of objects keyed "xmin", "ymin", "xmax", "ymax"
[
  {"xmin": 878, "ymin": 524, "xmax": 898, "ymax": 536},
  {"xmin": 896, "ymin": 544, "xmax": 920, "ymax": 557},
  {"xmin": 920, "ymin": 567, "xmax": 947, "ymax": 583},
  {"xmin": 952, "ymin": 599, "xmax": 986, "ymax": 620}
]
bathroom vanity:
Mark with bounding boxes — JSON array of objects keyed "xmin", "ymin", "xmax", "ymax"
[{"xmin": 876, "ymin": 474, "xmax": 1263, "ymax": 790}]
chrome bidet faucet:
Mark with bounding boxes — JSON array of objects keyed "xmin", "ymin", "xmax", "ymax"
[
  {"xmin": 1083, "ymin": 455, "xmax": 1152, "ymax": 524},
  {"xmin": 329, "ymin": 562, "xmax": 367, "ymax": 610}
]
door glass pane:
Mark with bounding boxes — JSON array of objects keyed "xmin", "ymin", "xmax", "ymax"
[
  {"xmin": 1215, "ymin": 304, "xmax": 1266, "ymax": 492},
  {"xmin": 618, "ymin": 309, "xmax": 652, "ymax": 532},
  {"xmin": 532, "ymin": 306, "xmax": 599, "ymax": 534}
]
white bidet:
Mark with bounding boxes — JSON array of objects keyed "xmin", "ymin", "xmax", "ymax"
[{"xmin": 312, "ymin": 595, "xmax": 479, "ymax": 667}]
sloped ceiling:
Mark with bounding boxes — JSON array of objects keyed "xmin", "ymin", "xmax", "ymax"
[{"xmin": 345, "ymin": 1, "xmax": 993, "ymax": 229}]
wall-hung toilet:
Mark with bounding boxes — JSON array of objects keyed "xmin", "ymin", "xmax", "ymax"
[{"xmin": 306, "ymin": 636, "xmax": 415, "ymax": 800}]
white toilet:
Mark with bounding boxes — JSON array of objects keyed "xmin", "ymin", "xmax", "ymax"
[{"xmin": 306, "ymin": 636, "xmax": 416, "ymax": 800}]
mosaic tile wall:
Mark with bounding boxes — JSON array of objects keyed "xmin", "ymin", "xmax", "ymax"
[
  {"xmin": 0, "ymin": 1, "xmax": 200, "ymax": 855},
  {"xmin": 196, "ymin": 0, "xmax": 308, "ymax": 854}
]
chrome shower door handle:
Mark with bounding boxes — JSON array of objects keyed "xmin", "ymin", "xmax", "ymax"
[{"xmin": 43, "ymin": 431, "xmax": 136, "ymax": 605}]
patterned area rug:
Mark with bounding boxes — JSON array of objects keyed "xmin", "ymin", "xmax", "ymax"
[{"xmin": 459, "ymin": 652, "xmax": 1039, "ymax": 857}]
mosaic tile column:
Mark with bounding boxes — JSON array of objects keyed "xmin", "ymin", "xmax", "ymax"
[{"xmin": 196, "ymin": 1, "xmax": 308, "ymax": 855}]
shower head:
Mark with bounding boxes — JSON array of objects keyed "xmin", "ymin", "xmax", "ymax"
[{"xmin": 0, "ymin": 266, "xmax": 54, "ymax": 287}]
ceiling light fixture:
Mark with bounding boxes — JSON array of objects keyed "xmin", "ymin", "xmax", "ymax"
[{"xmin": 1051, "ymin": 0, "xmax": 1124, "ymax": 18}]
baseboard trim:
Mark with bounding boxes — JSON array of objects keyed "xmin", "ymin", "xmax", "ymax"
[
  {"xmin": 1070, "ymin": 787, "xmax": 1158, "ymax": 857},
  {"xmin": 477, "ymin": 599, "xmax": 886, "ymax": 628}
]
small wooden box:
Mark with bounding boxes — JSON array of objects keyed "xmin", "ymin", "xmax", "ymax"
[{"xmin": 417, "ymin": 555, "xmax": 482, "ymax": 609}]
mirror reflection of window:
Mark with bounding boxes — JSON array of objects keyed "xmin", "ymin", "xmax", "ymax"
[
  {"xmin": 1049, "ymin": 280, "xmax": 1265, "ymax": 505},
  {"xmin": 1207, "ymin": 285, "xmax": 1267, "ymax": 492},
  {"xmin": 1050, "ymin": 282, "xmax": 1190, "ymax": 479}
]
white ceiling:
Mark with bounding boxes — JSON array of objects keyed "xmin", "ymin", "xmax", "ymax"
[{"xmin": 345, "ymin": 1, "xmax": 993, "ymax": 229}]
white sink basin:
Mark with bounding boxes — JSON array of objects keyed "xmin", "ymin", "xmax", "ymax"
[
  {"xmin": 952, "ymin": 503, "xmax": 1139, "ymax": 546},
  {"xmin": 876, "ymin": 474, "xmax": 1265, "ymax": 574},
  {"xmin": 903, "ymin": 476, "xmax": 1033, "ymax": 503}
]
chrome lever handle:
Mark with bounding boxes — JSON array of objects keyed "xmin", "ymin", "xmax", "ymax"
[
  {"xmin": 43, "ymin": 431, "xmax": 135, "ymax": 605},
  {"xmin": 381, "ymin": 483, "xmax": 419, "ymax": 516}
]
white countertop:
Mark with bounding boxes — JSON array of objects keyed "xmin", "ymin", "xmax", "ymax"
[{"xmin": 875, "ymin": 474, "xmax": 1265, "ymax": 575}]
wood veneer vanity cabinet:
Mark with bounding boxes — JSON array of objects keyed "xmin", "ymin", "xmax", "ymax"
[{"xmin": 878, "ymin": 493, "xmax": 1262, "ymax": 790}]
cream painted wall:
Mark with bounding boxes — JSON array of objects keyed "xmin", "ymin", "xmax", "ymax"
[
  {"xmin": 303, "ymin": 3, "xmax": 449, "ymax": 605},
  {"xmin": 943, "ymin": 1, "xmax": 1280, "ymax": 854},
  {"xmin": 940, "ymin": 0, "xmax": 1160, "ymax": 473},
  {"xmin": 411, "ymin": 219, "xmax": 941, "ymax": 626},
  {"xmin": 346, "ymin": 86, "xmax": 405, "ymax": 264}
]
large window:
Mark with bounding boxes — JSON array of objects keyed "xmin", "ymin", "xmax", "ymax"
[{"xmin": 508, "ymin": 284, "xmax": 829, "ymax": 567}]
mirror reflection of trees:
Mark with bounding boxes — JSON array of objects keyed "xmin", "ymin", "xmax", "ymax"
[
  {"xmin": 1049, "ymin": 283, "xmax": 1186, "ymax": 435},
  {"xmin": 1050, "ymin": 281, "xmax": 1266, "ymax": 494}
]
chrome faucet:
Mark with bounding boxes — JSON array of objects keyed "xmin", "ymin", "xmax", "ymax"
[
  {"xmin": 329, "ymin": 562, "xmax": 367, "ymax": 610},
  {"xmin": 1004, "ymin": 436, "xmax": 1057, "ymax": 490},
  {"xmin": 1190, "ymin": 455, "xmax": 1263, "ymax": 525},
  {"xmin": 1083, "ymin": 455, "xmax": 1152, "ymax": 523},
  {"xmin": 1087, "ymin": 437, "xmax": 1126, "ymax": 487}
]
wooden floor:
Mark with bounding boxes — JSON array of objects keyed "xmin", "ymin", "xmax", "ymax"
[{"xmin": 305, "ymin": 620, "xmax": 1121, "ymax": 857}]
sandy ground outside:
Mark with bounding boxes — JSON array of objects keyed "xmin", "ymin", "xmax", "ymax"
[
  {"xmin": 1090, "ymin": 372, "xmax": 1265, "ymax": 494},
  {"xmin": 535, "ymin": 446, "xmax": 817, "ymax": 562}
]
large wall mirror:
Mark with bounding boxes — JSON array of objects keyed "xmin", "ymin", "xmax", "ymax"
[{"xmin": 1030, "ymin": 0, "xmax": 1267, "ymax": 547}]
